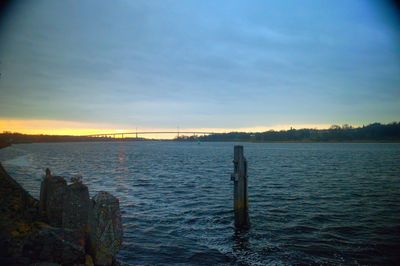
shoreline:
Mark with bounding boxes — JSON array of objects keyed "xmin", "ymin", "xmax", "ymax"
[
  {"xmin": 1, "ymin": 140, "xmax": 400, "ymax": 148},
  {"xmin": 1, "ymin": 122, "xmax": 399, "ymax": 145}
]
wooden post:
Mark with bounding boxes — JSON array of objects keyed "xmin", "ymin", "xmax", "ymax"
[{"xmin": 231, "ymin": 145, "xmax": 249, "ymax": 228}]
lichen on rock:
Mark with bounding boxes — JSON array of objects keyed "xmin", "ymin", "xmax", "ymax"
[{"xmin": 88, "ymin": 191, "xmax": 123, "ymax": 266}]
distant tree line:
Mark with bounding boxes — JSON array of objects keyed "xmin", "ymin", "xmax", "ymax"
[
  {"xmin": 0, "ymin": 132, "xmax": 132, "ymax": 147},
  {"xmin": 177, "ymin": 122, "xmax": 400, "ymax": 142},
  {"xmin": 1, "ymin": 122, "xmax": 399, "ymax": 147}
]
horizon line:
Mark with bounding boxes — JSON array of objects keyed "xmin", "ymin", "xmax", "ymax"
[{"xmin": 2, "ymin": 121, "xmax": 398, "ymax": 139}]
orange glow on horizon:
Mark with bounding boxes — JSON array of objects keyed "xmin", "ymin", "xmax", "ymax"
[
  {"xmin": 0, "ymin": 119, "xmax": 125, "ymax": 136},
  {"xmin": 0, "ymin": 118, "xmax": 341, "ymax": 139}
]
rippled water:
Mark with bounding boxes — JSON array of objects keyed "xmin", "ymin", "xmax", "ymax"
[{"xmin": 0, "ymin": 142, "xmax": 399, "ymax": 265}]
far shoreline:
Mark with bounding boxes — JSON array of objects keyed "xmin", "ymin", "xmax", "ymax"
[
  {"xmin": 1, "ymin": 122, "xmax": 400, "ymax": 146},
  {"xmin": 1, "ymin": 139, "xmax": 400, "ymax": 151}
]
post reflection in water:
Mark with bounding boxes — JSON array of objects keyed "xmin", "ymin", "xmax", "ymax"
[{"xmin": 233, "ymin": 228, "xmax": 250, "ymax": 252}]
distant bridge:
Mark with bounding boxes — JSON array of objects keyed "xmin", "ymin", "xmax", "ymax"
[{"xmin": 83, "ymin": 131, "xmax": 215, "ymax": 139}]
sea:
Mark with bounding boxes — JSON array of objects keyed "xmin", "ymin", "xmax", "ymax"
[{"xmin": 0, "ymin": 141, "xmax": 399, "ymax": 265}]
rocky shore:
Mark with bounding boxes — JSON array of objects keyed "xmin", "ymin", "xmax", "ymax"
[{"xmin": 0, "ymin": 163, "xmax": 123, "ymax": 266}]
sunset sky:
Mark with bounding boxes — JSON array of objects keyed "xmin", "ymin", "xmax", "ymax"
[{"xmin": 0, "ymin": 0, "xmax": 399, "ymax": 136}]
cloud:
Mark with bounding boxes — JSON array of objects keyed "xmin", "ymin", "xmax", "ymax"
[{"xmin": 0, "ymin": 0, "xmax": 399, "ymax": 130}]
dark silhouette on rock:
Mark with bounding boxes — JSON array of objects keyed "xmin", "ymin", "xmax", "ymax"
[
  {"xmin": 45, "ymin": 168, "xmax": 51, "ymax": 177},
  {"xmin": 88, "ymin": 191, "xmax": 123, "ymax": 266}
]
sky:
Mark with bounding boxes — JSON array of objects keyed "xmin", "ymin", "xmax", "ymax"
[{"xmin": 0, "ymin": 0, "xmax": 399, "ymax": 136}]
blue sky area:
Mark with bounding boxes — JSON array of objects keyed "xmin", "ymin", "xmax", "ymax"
[{"xmin": 0, "ymin": 0, "xmax": 399, "ymax": 131}]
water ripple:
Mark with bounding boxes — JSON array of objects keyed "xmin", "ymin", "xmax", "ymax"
[{"xmin": 1, "ymin": 142, "xmax": 399, "ymax": 265}]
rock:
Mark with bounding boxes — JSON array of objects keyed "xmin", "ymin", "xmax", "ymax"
[
  {"xmin": 0, "ymin": 163, "xmax": 39, "ymax": 262},
  {"xmin": 39, "ymin": 171, "xmax": 67, "ymax": 227},
  {"xmin": 39, "ymin": 169, "xmax": 52, "ymax": 215},
  {"xmin": 2, "ymin": 165, "xmax": 124, "ymax": 265},
  {"xmin": 39, "ymin": 176, "xmax": 49, "ymax": 216},
  {"xmin": 22, "ymin": 225, "xmax": 86, "ymax": 265},
  {"xmin": 62, "ymin": 182, "xmax": 90, "ymax": 232},
  {"xmin": 31, "ymin": 262, "xmax": 60, "ymax": 266},
  {"xmin": 0, "ymin": 255, "xmax": 30, "ymax": 265},
  {"xmin": 85, "ymin": 254, "xmax": 94, "ymax": 266},
  {"xmin": 88, "ymin": 192, "xmax": 123, "ymax": 266},
  {"xmin": 0, "ymin": 163, "xmax": 39, "ymax": 220},
  {"xmin": 46, "ymin": 177, "xmax": 67, "ymax": 227}
]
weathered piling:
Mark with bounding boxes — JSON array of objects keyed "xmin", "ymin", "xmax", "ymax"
[{"xmin": 231, "ymin": 145, "xmax": 249, "ymax": 228}]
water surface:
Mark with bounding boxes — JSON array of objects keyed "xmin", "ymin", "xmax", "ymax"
[{"xmin": 0, "ymin": 142, "xmax": 399, "ymax": 265}]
